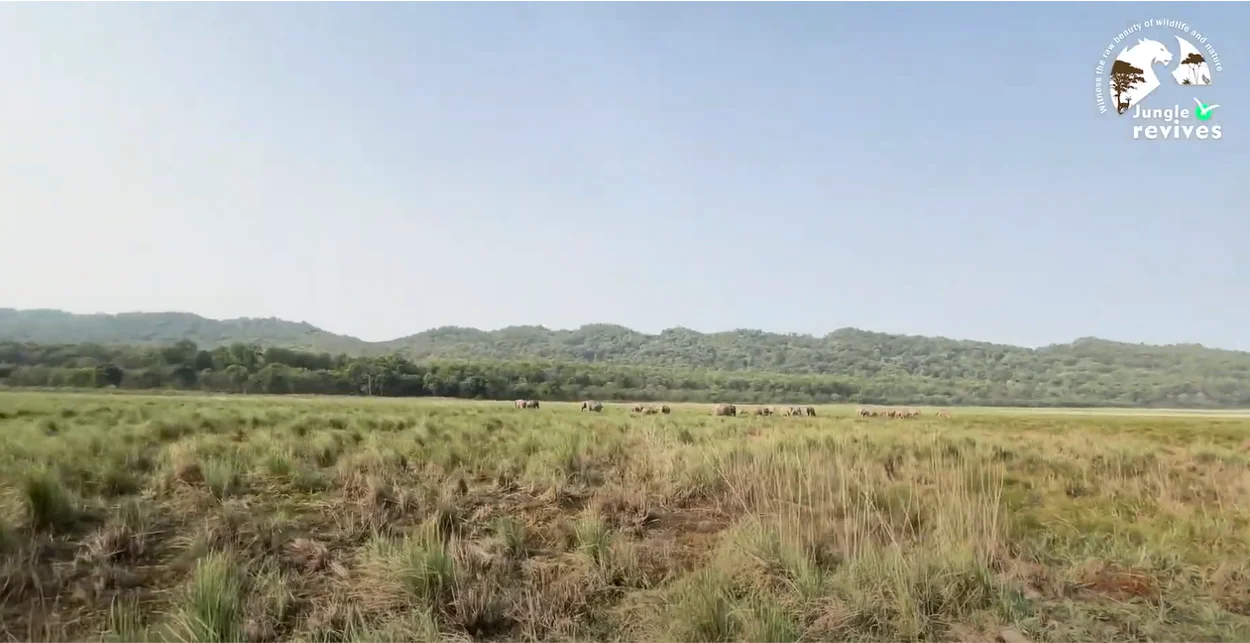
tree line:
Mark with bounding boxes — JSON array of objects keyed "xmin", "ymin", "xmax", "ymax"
[
  {"xmin": 6, "ymin": 309, "xmax": 1250, "ymax": 408},
  {"xmin": 2, "ymin": 339, "xmax": 1248, "ymax": 408}
]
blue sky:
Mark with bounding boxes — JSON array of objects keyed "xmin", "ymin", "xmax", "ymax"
[{"xmin": 1, "ymin": 3, "xmax": 1246, "ymax": 348}]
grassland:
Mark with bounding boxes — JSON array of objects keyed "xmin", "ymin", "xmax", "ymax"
[{"xmin": 2, "ymin": 392, "xmax": 1249, "ymax": 642}]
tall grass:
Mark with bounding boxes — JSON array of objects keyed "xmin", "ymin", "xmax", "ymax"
[{"xmin": 1, "ymin": 391, "xmax": 1249, "ymax": 642}]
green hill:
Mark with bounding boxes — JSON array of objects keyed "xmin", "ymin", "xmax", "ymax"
[
  {"xmin": 2, "ymin": 308, "xmax": 1249, "ymax": 407},
  {"xmin": 0, "ymin": 309, "xmax": 373, "ymax": 355}
]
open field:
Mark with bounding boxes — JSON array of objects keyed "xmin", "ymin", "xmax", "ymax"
[
  {"xmin": 10, "ymin": 388, "xmax": 1250, "ymax": 418},
  {"xmin": 2, "ymin": 392, "xmax": 1250, "ymax": 642}
]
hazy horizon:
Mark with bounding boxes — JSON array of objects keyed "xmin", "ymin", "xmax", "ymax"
[{"xmin": 3, "ymin": 3, "xmax": 1247, "ymax": 349}]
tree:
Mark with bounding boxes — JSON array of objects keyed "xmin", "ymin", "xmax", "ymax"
[
  {"xmin": 226, "ymin": 343, "xmax": 261, "ymax": 371},
  {"xmin": 460, "ymin": 375, "xmax": 488, "ymax": 399},
  {"xmin": 170, "ymin": 364, "xmax": 198, "ymax": 388},
  {"xmin": 1179, "ymin": 52, "xmax": 1205, "ymax": 85},
  {"xmin": 1110, "ymin": 60, "xmax": 1146, "ymax": 114},
  {"xmin": 347, "ymin": 361, "xmax": 377, "ymax": 395},
  {"xmin": 225, "ymin": 364, "xmax": 250, "ymax": 393},
  {"xmin": 95, "ymin": 363, "xmax": 124, "ymax": 387},
  {"xmin": 258, "ymin": 364, "xmax": 290, "ymax": 394},
  {"xmin": 161, "ymin": 339, "xmax": 198, "ymax": 366},
  {"xmin": 423, "ymin": 371, "xmax": 456, "ymax": 397}
]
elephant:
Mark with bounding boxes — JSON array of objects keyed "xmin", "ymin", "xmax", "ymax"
[
  {"xmin": 631, "ymin": 404, "xmax": 647, "ymax": 413},
  {"xmin": 581, "ymin": 401, "xmax": 603, "ymax": 412},
  {"xmin": 660, "ymin": 405, "xmax": 671, "ymax": 414},
  {"xmin": 643, "ymin": 406, "xmax": 660, "ymax": 415},
  {"xmin": 754, "ymin": 407, "xmax": 771, "ymax": 416},
  {"xmin": 514, "ymin": 399, "xmax": 527, "ymax": 409},
  {"xmin": 856, "ymin": 407, "xmax": 871, "ymax": 417},
  {"xmin": 713, "ymin": 403, "xmax": 737, "ymax": 417},
  {"xmin": 525, "ymin": 400, "xmax": 540, "ymax": 409},
  {"xmin": 936, "ymin": 409, "xmax": 952, "ymax": 419},
  {"xmin": 804, "ymin": 406, "xmax": 817, "ymax": 417}
]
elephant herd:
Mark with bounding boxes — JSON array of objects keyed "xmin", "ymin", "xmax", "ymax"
[
  {"xmin": 513, "ymin": 400, "xmax": 951, "ymax": 420},
  {"xmin": 521, "ymin": 399, "xmax": 668, "ymax": 414},
  {"xmin": 712, "ymin": 404, "xmax": 816, "ymax": 417},
  {"xmin": 857, "ymin": 407, "xmax": 952, "ymax": 419}
]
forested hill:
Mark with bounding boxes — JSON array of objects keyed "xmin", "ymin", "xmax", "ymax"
[
  {"xmin": 2, "ymin": 308, "xmax": 1250, "ymax": 407},
  {"xmin": 387, "ymin": 324, "xmax": 1246, "ymax": 381},
  {"xmin": 0, "ymin": 309, "xmax": 371, "ymax": 355}
]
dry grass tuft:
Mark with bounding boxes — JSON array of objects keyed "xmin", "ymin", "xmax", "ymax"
[{"xmin": 284, "ymin": 537, "xmax": 330, "ymax": 574}]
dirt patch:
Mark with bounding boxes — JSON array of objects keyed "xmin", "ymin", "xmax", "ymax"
[{"xmin": 646, "ymin": 505, "xmax": 733, "ymax": 569}]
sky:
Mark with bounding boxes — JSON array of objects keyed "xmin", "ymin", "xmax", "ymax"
[{"xmin": 1, "ymin": 3, "xmax": 1247, "ymax": 349}]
